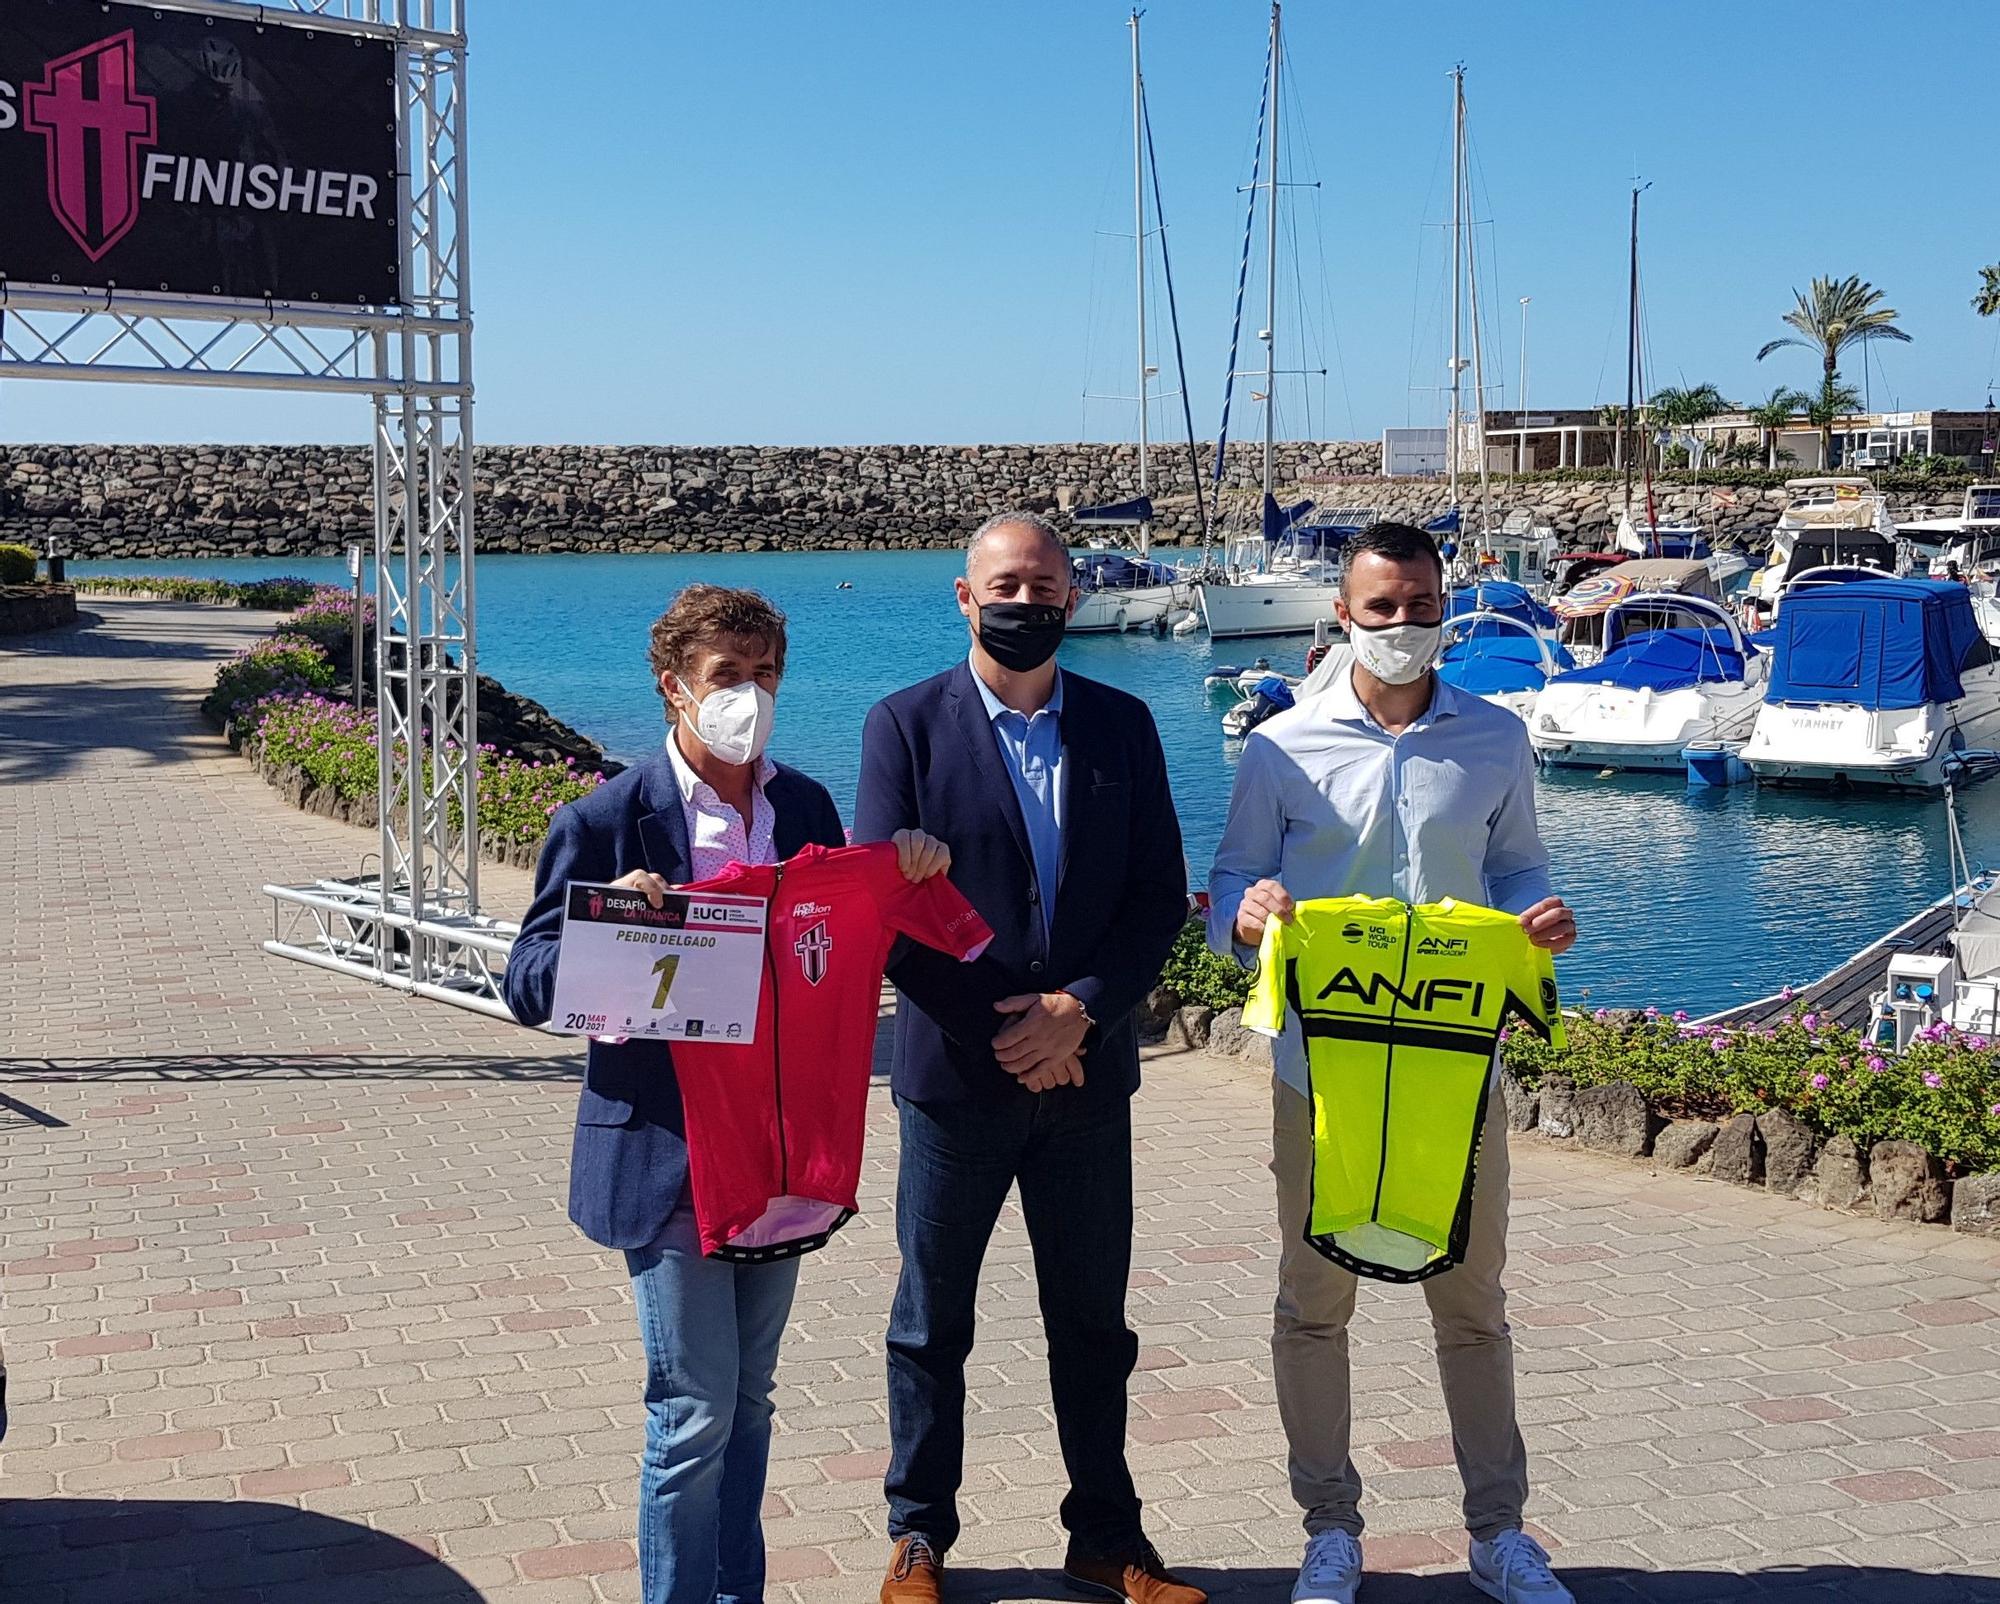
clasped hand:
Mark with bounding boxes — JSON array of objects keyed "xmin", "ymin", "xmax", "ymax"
[{"xmin": 992, "ymin": 990, "xmax": 1090, "ymax": 1094}]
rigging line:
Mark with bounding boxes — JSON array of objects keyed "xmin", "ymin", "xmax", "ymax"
[
  {"xmin": 1275, "ymin": 44, "xmax": 1316, "ymax": 446},
  {"xmin": 1405, "ymin": 116, "xmax": 1451, "ymax": 432},
  {"xmin": 1210, "ymin": 23, "xmax": 1273, "ymax": 520},
  {"xmin": 1141, "ymin": 88, "xmax": 1212, "ymax": 544}
]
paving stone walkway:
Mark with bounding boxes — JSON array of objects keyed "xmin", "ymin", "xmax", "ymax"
[{"xmin": 3, "ymin": 603, "xmax": 1999, "ymax": 1603}]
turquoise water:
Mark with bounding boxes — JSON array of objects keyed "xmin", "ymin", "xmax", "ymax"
[{"xmin": 74, "ymin": 550, "xmax": 1971, "ymax": 1016}]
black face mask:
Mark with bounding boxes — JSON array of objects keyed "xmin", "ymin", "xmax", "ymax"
[{"xmin": 976, "ymin": 601, "xmax": 1068, "ymax": 673}]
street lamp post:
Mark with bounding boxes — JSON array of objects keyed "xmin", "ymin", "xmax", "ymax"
[{"xmin": 1517, "ymin": 296, "xmax": 1531, "ymax": 424}]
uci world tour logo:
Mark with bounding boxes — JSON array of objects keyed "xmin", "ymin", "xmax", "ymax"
[
  {"xmin": 793, "ymin": 920, "xmax": 832, "ymax": 987},
  {"xmin": 23, "ymin": 31, "xmax": 159, "ymax": 263}
]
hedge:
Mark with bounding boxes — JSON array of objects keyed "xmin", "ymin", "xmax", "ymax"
[
  {"xmin": 1503, "ymin": 1008, "xmax": 2000, "ymax": 1174},
  {"xmin": 0, "ymin": 544, "xmax": 38, "ymax": 584}
]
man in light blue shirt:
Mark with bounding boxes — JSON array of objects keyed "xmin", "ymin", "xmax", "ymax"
[
  {"xmin": 1208, "ymin": 522, "xmax": 1577, "ymax": 1604},
  {"xmin": 970, "ymin": 659, "xmax": 1063, "ymax": 933}
]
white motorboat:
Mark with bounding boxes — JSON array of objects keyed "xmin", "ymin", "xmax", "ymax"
[
  {"xmin": 1740, "ymin": 575, "xmax": 2000, "ymax": 791},
  {"xmin": 1744, "ymin": 478, "xmax": 1903, "ymax": 628},
  {"xmin": 1909, "ymin": 484, "xmax": 2000, "ymax": 581},
  {"xmin": 1530, "ymin": 594, "xmax": 1767, "ymax": 772}
]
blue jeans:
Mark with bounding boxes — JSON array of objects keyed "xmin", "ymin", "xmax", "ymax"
[
  {"xmin": 625, "ymin": 1195, "xmax": 801, "ymax": 1604},
  {"xmin": 885, "ymin": 1091, "xmax": 1142, "ymax": 1555}
]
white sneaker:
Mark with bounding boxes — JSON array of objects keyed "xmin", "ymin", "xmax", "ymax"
[
  {"xmin": 1292, "ymin": 1530, "xmax": 1362, "ymax": 1604},
  {"xmin": 1468, "ymin": 1529, "xmax": 1572, "ymax": 1603}
]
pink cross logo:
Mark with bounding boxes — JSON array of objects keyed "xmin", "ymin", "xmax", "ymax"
[{"xmin": 24, "ymin": 31, "xmax": 158, "ymax": 263}]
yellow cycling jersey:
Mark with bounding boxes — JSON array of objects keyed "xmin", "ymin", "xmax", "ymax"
[{"xmin": 1244, "ymin": 895, "xmax": 1566, "ymax": 1283}]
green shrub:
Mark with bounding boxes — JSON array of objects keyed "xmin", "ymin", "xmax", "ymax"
[
  {"xmin": 1156, "ymin": 916, "xmax": 1252, "ymax": 1012},
  {"xmin": 0, "ymin": 544, "xmax": 38, "ymax": 584},
  {"xmin": 1503, "ymin": 1010, "xmax": 2000, "ymax": 1173},
  {"xmin": 203, "ymin": 636, "xmax": 335, "ymax": 721}
]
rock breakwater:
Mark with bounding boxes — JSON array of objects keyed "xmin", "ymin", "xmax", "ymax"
[{"xmin": 1, "ymin": 442, "xmax": 1962, "ymax": 558}]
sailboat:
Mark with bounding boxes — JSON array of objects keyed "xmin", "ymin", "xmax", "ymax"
[
  {"xmin": 1068, "ymin": 11, "xmax": 1204, "ymax": 636},
  {"xmin": 1194, "ymin": 2, "xmax": 1349, "ymax": 641},
  {"xmin": 1437, "ymin": 69, "xmax": 1555, "ymax": 593}
]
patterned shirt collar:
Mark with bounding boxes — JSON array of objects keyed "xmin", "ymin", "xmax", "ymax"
[{"xmin": 664, "ymin": 728, "xmax": 777, "ymax": 802}]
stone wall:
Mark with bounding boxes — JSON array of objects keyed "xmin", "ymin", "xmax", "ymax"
[
  {"xmin": 0, "ymin": 583, "xmax": 78, "ymax": 635},
  {"xmin": 0, "ymin": 442, "xmax": 1962, "ymax": 558}
]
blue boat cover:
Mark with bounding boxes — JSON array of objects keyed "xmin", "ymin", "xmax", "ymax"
[
  {"xmin": 1074, "ymin": 496, "xmax": 1155, "ymax": 525},
  {"xmin": 1764, "ymin": 579, "xmax": 1983, "ymax": 710},
  {"xmin": 1555, "ymin": 626, "xmax": 1748, "ymax": 694},
  {"xmin": 1262, "ymin": 494, "xmax": 1316, "ymax": 543},
  {"xmin": 1447, "ymin": 581, "xmax": 1556, "ymax": 630},
  {"xmin": 1438, "ymin": 632, "xmax": 1575, "ymax": 696},
  {"xmin": 1426, "ymin": 508, "xmax": 1463, "ymax": 536},
  {"xmin": 1647, "ymin": 533, "xmax": 1712, "ymax": 560},
  {"xmin": 1073, "ymin": 552, "xmax": 1178, "ymax": 590}
]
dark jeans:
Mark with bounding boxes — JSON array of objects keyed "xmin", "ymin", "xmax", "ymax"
[{"xmin": 885, "ymin": 1090, "xmax": 1142, "ymax": 1555}]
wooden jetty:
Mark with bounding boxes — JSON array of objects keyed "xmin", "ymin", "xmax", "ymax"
[{"xmin": 1697, "ymin": 891, "xmax": 1963, "ymax": 1032}]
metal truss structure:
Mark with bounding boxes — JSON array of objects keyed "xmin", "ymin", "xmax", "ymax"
[{"xmin": 2, "ymin": 1, "xmax": 513, "ymax": 1016}]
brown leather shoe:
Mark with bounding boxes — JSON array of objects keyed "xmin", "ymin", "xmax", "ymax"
[
  {"xmin": 880, "ymin": 1534, "xmax": 945, "ymax": 1604},
  {"xmin": 1061, "ymin": 1538, "xmax": 1207, "ymax": 1604}
]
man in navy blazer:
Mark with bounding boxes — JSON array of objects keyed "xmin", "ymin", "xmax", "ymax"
[
  {"xmin": 505, "ymin": 585, "xmax": 949, "ymax": 1604},
  {"xmin": 856, "ymin": 513, "xmax": 1199, "ymax": 1604}
]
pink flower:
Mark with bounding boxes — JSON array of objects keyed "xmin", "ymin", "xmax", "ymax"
[
  {"xmin": 1969, "ymin": 1035, "xmax": 1990, "ymax": 1051},
  {"xmin": 1990, "ymin": 1103, "xmax": 2000, "ymax": 1118},
  {"xmin": 1866, "ymin": 1056, "xmax": 1886, "ymax": 1072},
  {"xmin": 1673, "ymin": 1009, "xmax": 1689, "ymax": 1022},
  {"xmin": 1780, "ymin": 985, "xmax": 1795, "ymax": 1001},
  {"xmin": 1593, "ymin": 1009, "xmax": 1608, "ymax": 1022},
  {"xmin": 1810, "ymin": 1073, "xmax": 1829, "ymax": 1089},
  {"xmin": 1801, "ymin": 1012, "xmax": 1819, "ymax": 1030},
  {"xmin": 1922, "ymin": 1071, "xmax": 1943, "ymax": 1089},
  {"xmin": 1711, "ymin": 1038, "xmax": 1729, "ymax": 1054}
]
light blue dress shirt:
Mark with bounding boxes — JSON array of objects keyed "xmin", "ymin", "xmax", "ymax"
[
  {"xmin": 970, "ymin": 656, "xmax": 1065, "ymax": 933},
  {"xmin": 1207, "ymin": 666, "xmax": 1556, "ymax": 1093}
]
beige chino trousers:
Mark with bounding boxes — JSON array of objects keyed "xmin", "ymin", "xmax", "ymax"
[{"xmin": 1270, "ymin": 1078, "xmax": 1527, "ymax": 1541}]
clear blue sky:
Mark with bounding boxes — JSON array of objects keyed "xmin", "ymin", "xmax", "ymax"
[{"xmin": 8, "ymin": 0, "xmax": 1998, "ymax": 448}]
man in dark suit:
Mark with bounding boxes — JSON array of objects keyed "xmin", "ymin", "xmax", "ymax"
[
  {"xmin": 855, "ymin": 513, "xmax": 1200, "ymax": 1604},
  {"xmin": 504, "ymin": 584, "xmax": 949, "ymax": 1604}
]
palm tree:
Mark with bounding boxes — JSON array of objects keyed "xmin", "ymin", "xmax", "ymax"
[
  {"xmin": 1804, "ymin": 375, "xmax": 1865, "ymax": 469},
  {"xmin": 1649, "ymin": 383, "xmax": 1728, "ymax": 471},
  {"xmin": 1747, "ymin": 385, "xmax": 1809, "ymax": 469},
  {"xmin": 1976, "ymin": 264, "xmax": 2000, "ymax": 318},
  {"xmin": 1756, "ymin": 275, "xmax": 1911, "ymax": 385}
]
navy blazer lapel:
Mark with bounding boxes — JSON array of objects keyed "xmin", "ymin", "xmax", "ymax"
[
  {"xmin": 946, "ymin": 662, "xmax": 1034, "ymax": 871},
  {"xmin": 634, "ymin": 748, "xmax": 694, "ymax": 883}
]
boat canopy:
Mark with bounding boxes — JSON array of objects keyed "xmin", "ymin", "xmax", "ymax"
[
  {"xmin": 1261, "ymin": 493, "xmax": 1317, "ymax": 543},
  {"xmin": 1072, "ymin": 551, "xmax": 1179, "ymax": 590},
  {"xmin": 1073, "ymin": 496, "xmax": 1155, "ymax": 526},
  {"xmin": 1425, "ymin": 508, "xmax": 1462, "ymax": 536},
  {"xmin": 1554, "ymin": 626, "xmax": 1749, "ymax": 694},
  {"xmin": 1555, "ymin": 557, "xmax": 1716, "ymax": 619},
  {"xmin": 1764, "ymin": 578, "xmax": 1986, "ymax": 710},
  {"xmin": 1447, "ymin": 580, "xmax": 1555, "ymax": 630},
  {"xmin": 1438, "ymin": 629, "xmax": 1575, "ymax": 696}
]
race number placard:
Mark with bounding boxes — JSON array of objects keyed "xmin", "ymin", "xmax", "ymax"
[{"xmin": 547, "ymin": 883, "xmax": 767, "ymax": 1043}]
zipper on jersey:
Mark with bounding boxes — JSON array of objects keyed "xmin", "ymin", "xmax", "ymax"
[
  {"xmin": 1369, "ymin": 902, "xmax": 1415, "ymax": 1225},
  {"xmin": 767, "ymin": 862, "xmax": 789, "ymax": 1195}
]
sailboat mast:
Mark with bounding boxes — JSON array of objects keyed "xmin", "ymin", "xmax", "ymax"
[
  {"xmin": 1261, "ymin": 1, "xmax": 1281, "ymax": 502},
  {"xmin": 1130, "ymin": 11, "xmax": 1151, "ymax": 558},
  {"xmin": 1448, "ymin": 65, "xmax": 1463, "ymax": 513},
  {"xmin": 1623, "ymin": 182, "xmax": 1641, "ymax": 515},
  {"xmin": 1460, "ymin": 70, "xmax": 1492, "ymax": 536}
]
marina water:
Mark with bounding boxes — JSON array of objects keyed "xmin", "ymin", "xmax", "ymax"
[{"xmin": 80, "ymin": 548, "xmax": 1987, "ymax": 1018}]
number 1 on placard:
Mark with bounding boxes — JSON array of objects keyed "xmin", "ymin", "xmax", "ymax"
[{"xmin": 650, "ymin": 954, "xmax": 680, "ymax": 1012}]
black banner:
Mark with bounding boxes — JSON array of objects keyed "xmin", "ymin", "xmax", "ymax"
[{"xmin": 0, "ymin": 1, "xmax": 400, "ymax": 306}]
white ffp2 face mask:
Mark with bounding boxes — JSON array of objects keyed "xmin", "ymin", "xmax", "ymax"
[
  {"xmin": 676, "ymin": 678, "xmax": 775, "ymax": 767},
  {"xmin": 1347, "ymin": 620, "xmax": 1441, "ymax": 686}
]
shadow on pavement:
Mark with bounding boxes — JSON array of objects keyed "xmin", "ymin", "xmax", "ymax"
[
  {"xmin": 0, "ymin": 1052, "xmax": 579, "ymax": 1082},
  {"xmin": 950, "ymin": 1566, "xmax": 2000, "ymax": 1603},
  {"xmin": 0, "ymin": 1498, "xmax": 486, "ymax": 1602}
]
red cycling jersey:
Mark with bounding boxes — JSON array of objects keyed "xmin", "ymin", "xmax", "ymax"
[{"xmin": 674, "ymin": 842, "xmax": 992, "ymax": 1261}]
